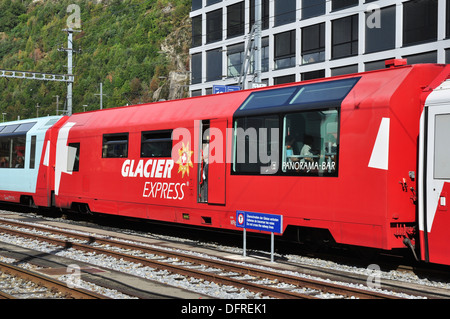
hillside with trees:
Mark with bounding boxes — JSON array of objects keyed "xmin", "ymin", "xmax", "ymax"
[{"xmin": 0, "ymin": 0, "xmax": 191, "ymax": 120}]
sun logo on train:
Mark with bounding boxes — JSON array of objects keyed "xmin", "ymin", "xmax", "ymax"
[{"xmin": 176, "ymin": 142, "xmax": 194, "ymax": 178}]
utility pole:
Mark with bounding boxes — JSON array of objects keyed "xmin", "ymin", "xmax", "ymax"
[
  {"xmin": 238, "ymin": 0, "xmax": 263, "ymax": 89},
  {"xmin": 254, "ymin": 0, "xmax": 262, "ymax": 85},
  {"xmin": 59, "ymin": 28, "xmax": 80, "ymax": 116},
  {"xmin": 94, "ymin": 83, "xmax": 105, "ymax": 110},
  {"xmin": 54, "ymin": 95, "xmax": 60, "ymax": 115}
]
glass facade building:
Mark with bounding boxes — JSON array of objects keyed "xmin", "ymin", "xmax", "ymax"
[{"xmin": 189, "ymin": 0, "xmax": 448, "ymax": 97}]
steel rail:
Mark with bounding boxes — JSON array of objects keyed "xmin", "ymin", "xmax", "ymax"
[
  {"xmin": 0, "ymin": 220, "xmax": 403, "ymax": 299},
  {"xmin": 0, "ymin": 260, "xmax": 106, "ymax": 299}
]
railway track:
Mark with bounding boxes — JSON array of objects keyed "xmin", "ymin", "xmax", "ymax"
[
  {"xmin": 0, "ymin": 259, "xmax": 106, "ymax": 299},
  {"xmin": 0, "ymin": 217, "xmax": 413, "ymax": 299}
]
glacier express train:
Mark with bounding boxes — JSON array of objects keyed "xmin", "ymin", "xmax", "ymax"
[{"xmin": 1, "ymin": 61, "xmax": 450, "ymax": 265}]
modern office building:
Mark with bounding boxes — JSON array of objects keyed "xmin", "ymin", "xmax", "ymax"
[{"xmin": 189, "ymin": 0, "xmax": 450, "ymax": 96}]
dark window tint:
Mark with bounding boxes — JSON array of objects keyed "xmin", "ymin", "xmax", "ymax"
[
  {"xmin": 233, "ymin": 115, "xmax": 279, "ymax": 174},
  {"xmin": 332, "ymin": 15, "xmax": 358, "ymax": 59},
  {"xmin": 227, "ymin": 2, "xmax": 244, "ymax": 38},
  {"xmin": 192, "ymin": 0, "xmax": 202, "ymax": 10},
  {"xmin": 227, "ymin": 43, "xmax": 245, "ymax": 77},
  {"xmin": 274, "ymin": 0, "xmax": 296, "ymax": 26},
  {"xmin": 302, "ymin": 0, "xmax": 325, "ymax": 20},
  {"xmin": 403, "ymin": 0, "xmax": 437, "ymax": 46},
  {"xmin": 0, "ymin": 135, "xmax": 26, "ymax": 168},
  {"xmin": 141, "ymin": 130, "xmax": 173, "ymax": 158},
  {"xmin": 365, "ymin": 5, "xmax": 395, "ymax": 53},
  {"xmin": 302, "ymin": 23, "xmax": 325, "ymax": 64},
  {"xmin": 274, "ymin": 30, "xmax": 296, "ymax": 69},
  {"xmin": 250, "ymin": 0, "xmax": 270, "ymax": 30},
  {"xmin": 102, "ymin": 133, "xmax": 128, "ymax": 158},
  {"xmin": 282, "ymin": 109, "xmax": 339, "ymax": 177},
  {"xmin": 191, "ymin": 53, "xmax": 202, "ymax": 84},
  {"xmin": 30, "ymin": 135, "xmax": 36, "ymax": 169},
  {"xmin": 206, "ymin": 49, "xmax": 223, "ymax": 81},
  {"xmin": 206, "ymin": 9, "xmax": 222, "ymax": 43},
  {"xmin": 332, "ymin": 0, "xmax": 358, "ymax": 11},
  {"xmin": 68, "ymin": 142, "xmax": 80, "ymax": 172},
  {"xmin": 302, "ymin": 69, "xmax": 325, "ymax": 81},
  {"xmin": 192, "ymin": 15, "xmax": 202, "ymax": 47}
]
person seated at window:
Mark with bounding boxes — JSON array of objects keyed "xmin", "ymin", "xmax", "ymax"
[
  {"xmin": 285, "ymin": 134, "xmax": 301, "ymax": 157},
  {"xmin": 14, "ymin": 156, "xmax": 24, "ymax": 168},
  {"xmin": 300, "ymin": 135, "xmax": 315, "ymax": 160}
]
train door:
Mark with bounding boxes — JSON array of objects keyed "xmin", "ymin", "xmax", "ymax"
[
  {"xmin": 420, "ymin": 82, "xmax": 450, "ymax": 264},
  {"xmin": 197, "ymin": 119, "xmax": 227, "ymax": 205}
]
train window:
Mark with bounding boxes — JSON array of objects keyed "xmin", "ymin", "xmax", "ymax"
[
  {"xmin": 141, "ymin": 130, "xmax": 173, "ymax": 158},
  {"xmin": 282, "ymin": 109, "xmax": 339, "ymax": 176},
  {"xmin": 233, "ymin": 115, "xmax": 279, "ymax": 174},
  {"xmin": 15, "ymin": 122, "xmax": 36, "ymax": 134},
  {"xmin": 288, "ymin": 78, "xmax": 357, "ymax": 106},
  {"xmin": 0, "ymin": 135, "xmax": 26, "ymax": 168},
  {"xmin": 68, "ymin": 143, "xmax": 80, "ymax": 172},
  {"xmin": 29, "ymin": 136, "xmax": 36, "ymax": 169},
  {"xmin": 102, "ymin": 133, "xmax": 128, "ymax": 158},
  {"xmin": 236, "ymin": 77, "xmax": 359, "ymax": 117},
  {"xmin": 1, "ymin": 125, "xmax": 19, "ymax": 134},
  {"xmin": 239, "ymin": 86, "xmax": 297, "ymax": 111},
  {"xmin": 434, "ymin": 114, "xmax": 450, "ymax": 179}
]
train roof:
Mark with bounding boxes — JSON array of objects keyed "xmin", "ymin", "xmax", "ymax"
[
  {"xmin": 0, "ymin": 115, "xmax": 63, "ymax": 138},
  {"xmin": 76, "ymin": 64, "xmax": 445, "ymax": 131},
  {"xmin": 4, "ymin": 63, "xmax": 449, "ymax": 134}
]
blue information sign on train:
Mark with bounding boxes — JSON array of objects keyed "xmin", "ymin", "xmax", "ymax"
[{"xmin": 236, "ymin": 210, "xmax": 283, "ymax": 234}]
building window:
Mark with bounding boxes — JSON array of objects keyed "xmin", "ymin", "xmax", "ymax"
[
  {"xmin": 274, "ymin": 74, "xmax": 296, "ymax": 85},
  {"xmin": 206, "ymin": 9, "xmax": 222, "ymax": 43},
  {"xmin": 274, "ymin": 0, "xmax": 296, "ymax": 26},
  {"xmin": 365, "ymin": 59, "xmax": 393, "ymax": 72},
  {"xmin": 404, "ymin": 51, "xmax": 437, "ymax": 65},
  {"xmin": 447, "ymin": 0, "xmax": 450, "ymax": 38},
  {"xmin": 192, "ymin": 15, "xmax": 202, "ymax": 48},
  {"xmin": 403, "ymin": 0, "xmax": 437, "ymax": 46},
  {"xmin": 191, "ymin": 89, "xmax": 202, "ymax": 97},
  {"xmin": 250, "ymin": 0, "xmax": 270, "ymax": 31},
  {"xmin": 102, "ymin": 133, "xmax": 128, "ymax": 158},
  {"xmin": 191, "ymin": 53, "xmax": 202, "ymax": 84},
  {"xmin": 192, "ymin": 0, "xmax": 202, "ymax": 11},
  {"xmin": 301, "ymin": 69, "xmax": 325, "ymax": 81},
  {"xmin": 227, "ymin": 2, "xmax": 245, "ymax": 38},
  {"xmin": 302, "ymin": 23, "xmax": 325, "ymax": 64},
  {"xmin": 332, "ymin": 15, "xmax": 358, "ymax": 59},
  {"xmin": 206, "ymin": 49, "xmax": 223, "ymax": 81},
  {"xmin": 365, "ymin": 5, "xmax": 395, "ymax": 54},
  {"xmin": 227, "ymin": 43, "xmax": 245, "ymax": 77},
  {"xmin": 261, "ymin": 37, "xmax": 269, "ymax": 72},
  {"xmin": 331, "ymin": 64, "xmax": 358, "ymax": 76},
  {"xmin": 248, "ymin": 37, "xmax": 269, "ymax": 74},
  {"xmin": 302, "ymin": 0, "xmax": 325, "ymax": 20},
  {"xmin": 206, "ymin": 0, "xmax": 221, "ymax": 5},
  {"xmin": 274, "ymin": 30, "xmax": 296, "ymax": 70},
  {"xmin": 332, "ymin": 0, "xmax": 358, "ymax": 11},
  {"xmin": 141, "ymin": 130, "xmax": 173, "ymax": 158},
  {"xmin": 282, "ymin": 109, "xmax": 339, "ymax": 176}
]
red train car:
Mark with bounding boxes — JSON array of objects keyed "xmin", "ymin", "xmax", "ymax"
[{"xmin": 2, "ymin": 61, "xmax": 450, "ymax": 265}]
